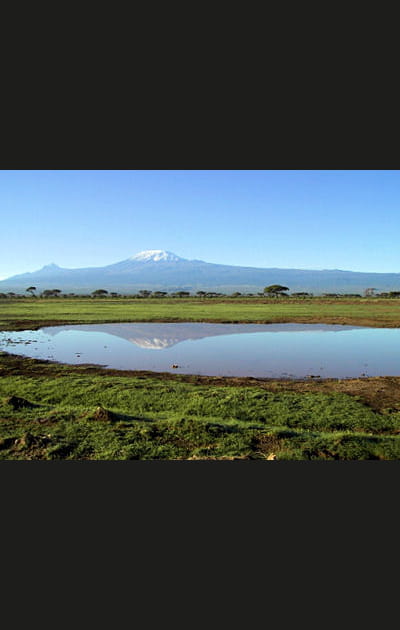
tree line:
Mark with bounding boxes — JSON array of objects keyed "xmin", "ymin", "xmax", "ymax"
[{"xmin": 2, "ymin": 284, "xmax": 400, "ymax": 299}]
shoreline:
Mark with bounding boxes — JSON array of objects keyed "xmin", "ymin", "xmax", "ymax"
[
  {"xmin": 2, "ymin": 315, "xmax": 400, "ymax": 333},
  {"xmin": 2, "ymin": 349, "xmax": 400, "ymax": 414}
]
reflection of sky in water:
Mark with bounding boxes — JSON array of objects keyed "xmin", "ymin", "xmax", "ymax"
[{"xmin": 1, "ymin": 322, "xmax": 400, "ymax": 378}]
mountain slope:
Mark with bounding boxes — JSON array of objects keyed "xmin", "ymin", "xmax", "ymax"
[{"xmin": 1, "ymin": 249, "xmax": 400, "ymax": 295}]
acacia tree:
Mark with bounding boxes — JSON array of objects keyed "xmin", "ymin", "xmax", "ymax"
[
  {"xmin": 26, "ymin": 286, "xmax": 37, "ymax": 297},
  {"xmin": 92, "ymin": 289, "xmax": 109, "ymax": 297},
  {"xmin": 263, "ymin": 284, "xmax": 289, "ymax": 296}
]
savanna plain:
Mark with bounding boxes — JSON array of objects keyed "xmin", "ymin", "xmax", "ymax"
[{"xmin": 2, "ymin": 296, "xmax": 400, "ymax": 460}]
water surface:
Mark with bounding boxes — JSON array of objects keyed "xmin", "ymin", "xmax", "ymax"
[{"xmin": 1, "ymin": 322, "xmax": 399, "ymax": 378}]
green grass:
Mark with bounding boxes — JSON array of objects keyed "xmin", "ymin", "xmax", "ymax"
[
  {"xmin": 1, "ymin": 363, "xmax": 400, "ymax": 460},
  {"xmin": 2, "ymin": 296, "xmax": 400, "ymax": 330}
]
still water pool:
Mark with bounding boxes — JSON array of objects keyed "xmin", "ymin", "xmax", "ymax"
[{"xmin": 1, "ymin": 322, "xmax": 400, "ymax": 379}]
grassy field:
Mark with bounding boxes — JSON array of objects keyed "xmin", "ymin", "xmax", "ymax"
[
  {"xmin": 2, "ymin": 296, "xmax": 400, "ymax": 330},
  {"xmin": 1, "ymin": 297, "xmax": 400, "ymax": 460},
  {"xmin": 1, "ymin": 354, "xmax": 400, "ymax": 460}
]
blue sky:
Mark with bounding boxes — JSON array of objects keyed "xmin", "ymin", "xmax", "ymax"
[{"xmin": 1, "ymin": 170, "xmax": 399, "ymax": 279}]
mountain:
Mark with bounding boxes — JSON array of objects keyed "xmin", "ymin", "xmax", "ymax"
[{"xmin": 2, "ymin": 249, "xmax": 400, "ymax": 295}]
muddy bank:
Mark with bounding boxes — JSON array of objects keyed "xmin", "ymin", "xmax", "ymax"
[{"xmin": 2, "ymin": 350, "xmax": 400, "ymax": 414}]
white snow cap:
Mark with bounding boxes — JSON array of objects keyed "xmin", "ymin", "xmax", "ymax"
[{"xmin": 130, "ymin": 250, "xmax": 183, "ymax": 262}]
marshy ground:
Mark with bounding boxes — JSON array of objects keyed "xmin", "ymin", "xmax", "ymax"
[{"xmin": 1, "ymin": 297, "xmax": 400, "ymax": 460}]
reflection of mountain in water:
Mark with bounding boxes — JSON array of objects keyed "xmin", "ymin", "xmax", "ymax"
[
  {"xmin": 40, "ymin": 322, "xmax": 363, "ymax": 350},
  {"xmin": 129, "ymin": 335, "xmax": 180, "ymax": 350}
]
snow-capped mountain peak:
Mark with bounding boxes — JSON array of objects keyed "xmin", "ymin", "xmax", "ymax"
[{"xmin": 129, "ymin": 250, "xmax": 183, "ymax": 262}]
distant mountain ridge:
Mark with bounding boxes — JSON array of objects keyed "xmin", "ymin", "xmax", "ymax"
[{"xmin": 2, "ymin": 249, "xmax": 400, "ymax": 295}]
